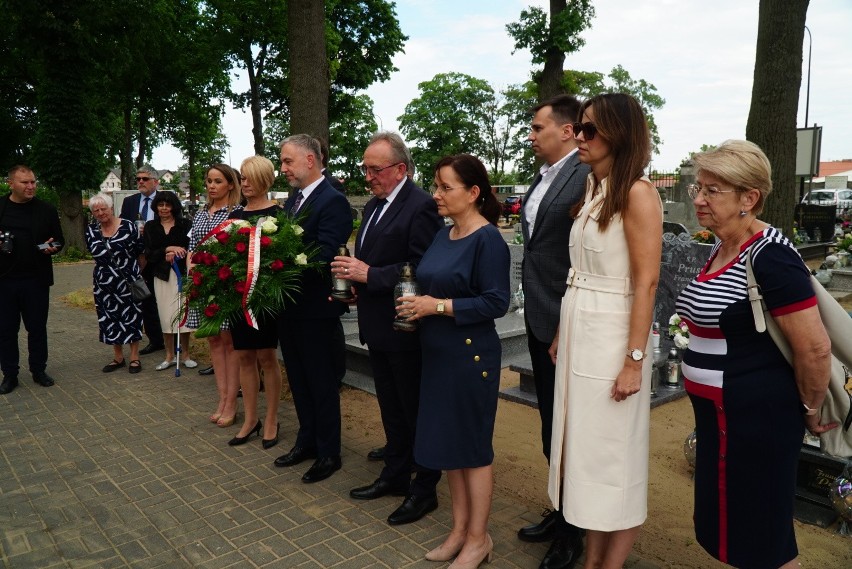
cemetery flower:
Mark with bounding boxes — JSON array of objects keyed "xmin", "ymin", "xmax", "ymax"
[
  {"xmin": 692, "ymin": 229, "xmax": 714, "ymax": 244},
  {"xmin": 184, "ymin": 212, "xmax": 320, "ymax": 338},
  {"xmin": 835, "ymin": 233, "xmax": 852, "ymax": 254},
  {"xmin": 668, "ymin": 313, "xmax": 690, "ymax": 349}
]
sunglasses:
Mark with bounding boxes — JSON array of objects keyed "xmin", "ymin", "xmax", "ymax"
[
  {"xmin": 572, "ymin": 121, "xmax": 598, "ymax": 141},
  {"xmin": 135, "ymin": 176, "xmax": 152, "ymax": 182}
]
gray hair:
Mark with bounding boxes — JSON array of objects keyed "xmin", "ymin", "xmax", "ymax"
[
  {"xmin": 89, "ymin": 192, "xmax": 114, "ymax": 210},
  {"xmin": 280, "ymin": 134, "xmax": 322, "ymax": 161},
  {"xmin": 368, "ymin": 131, "xmax": 414, "ymax": 176}
]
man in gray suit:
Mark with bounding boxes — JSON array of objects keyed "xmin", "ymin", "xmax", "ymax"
[{"xmin": 517, "ymin": 94, "xmax": 590, "ymax": 569}]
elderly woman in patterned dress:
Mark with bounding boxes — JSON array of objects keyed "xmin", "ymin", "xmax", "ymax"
[
  {"xmin": 86, "ymin": 192, "xmax": 145, "ymax": 374},
  {"xmin": 188, "ymin": 164, "xmax": 243, "ymax": 427}
]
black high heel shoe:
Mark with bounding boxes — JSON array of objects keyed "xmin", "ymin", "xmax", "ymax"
[
  {"xmin": 262, "ymin": 423, "xmax": 280, "ymax": 449},
  {"xmin": 228, "ymin": 420, "xmax": 262, "ymax": 446}
]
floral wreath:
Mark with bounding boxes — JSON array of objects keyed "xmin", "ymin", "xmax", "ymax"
[{"xmin": 183, "ymin": 211, "xmax": 320, "ymax": 338}]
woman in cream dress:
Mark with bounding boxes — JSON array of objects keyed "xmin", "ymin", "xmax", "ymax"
[{"xmin": 547, "ymin": 93, "xmax": 662, "ymax": 569}]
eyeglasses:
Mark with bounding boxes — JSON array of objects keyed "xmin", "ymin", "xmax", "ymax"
[
  {"xmin": 686, "ymin": 183, "xmax": 738, "ymax": 200},
  {"xmin": 572, "ymin": 121, "xmax": 598, "ymax": 141},
  {"xmin": 135, "ymin": 176, "xmax": 152, "ymax": 182},
  {"xmin": 359, "ymin": 162, "xmax": 402, "ymax": 177},
  {"xmin": 430, "ymin": 184, "xmax": 466, "ymax": 195}
]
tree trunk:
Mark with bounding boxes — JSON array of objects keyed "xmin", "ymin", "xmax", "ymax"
[
  {"xmin": 58, "ymin": 191, "xmax": 86, "ymax": 251},
  {"xmin": 287, "ymin": 0, "xmax": 330, "ymax": 143},
  {"xmin": 745, "ymin": 0, "xmax": 809, "ymax": 237},
  {"xmin": 244, "ymin": 50, "xmax": 265, "ymax": 156},
  {"xmin": 538, "ymin": 0, "xmax": 567, "ymax": 101},
  {"xmin": 136, "ymin": 106, "xmax": 148, "ymax": 169},
  {"xmin": 121, "ymin": 106, "xmax": 134, "ymax": 192}
]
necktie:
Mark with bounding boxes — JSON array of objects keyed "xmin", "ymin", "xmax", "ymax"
[
  {"xmin": 361, "ymin": 199, "xmax": 386, "ymax": 245},
  {"xmin": 291, "ymin": 191, "xmax": 304, "ymax": 213},
  {"xmin": 141, "ymin": 197, "xmax": 151, "ymax": 221}
]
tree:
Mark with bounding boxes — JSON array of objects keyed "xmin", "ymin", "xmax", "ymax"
[
  {"xmin": 507, "ymin": 1, "xmax": 595, "ymax": 100},
  {"xmin": 328, "ymin": 92, "xmax": 378, "ymax": 192},
  {"xmin": 287, "ymin": 0, "xmax": 330, "ymax": 142},
  {"xmin": 745, "ymin": 0, "xmax": 809, "ymax": 237},
  {"xmin": 566, "ymin": 65, "xmax": 666, "ymax": 153},
  {"xmin": 398, "ymin": 73, "xmax": 496, "ymax": 182}
]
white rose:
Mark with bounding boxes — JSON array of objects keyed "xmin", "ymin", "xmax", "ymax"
[
  {"xmin": 674, "ymin": 334, "xmax": 690, "ymax": 349},
  {"xmin": 261, "ymin": 219, "xmax": 278, "ymax": 234},
  {"xmin": 669, "ymin": 314, "xmax": 680, "ymax": 326},
  {"xmin": 233, "ymin": 219, "xmax": 250, "ymax": 228},
  {"xmin": 295, "ymin": 253, "xmax": 308, "ymax": 265},
  {"xmin": 293, "ymin": 225, "xmax": 304, "ymax": 236}
]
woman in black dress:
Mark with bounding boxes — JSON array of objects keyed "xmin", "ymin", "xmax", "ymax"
[
  {"xmin": 398, "ymin": 155, "xmax": 509, "ymax": 568},
  {"xmin": 86, "ymin": 193, "xmax": 144, "ymax": 373},
  {"xmin": 225, "ymin": 156, "xmax": 284, "ymax": 449},
  {"xmin": 144, "ymin": 191, "xmax": 195, "ymax": 371}
]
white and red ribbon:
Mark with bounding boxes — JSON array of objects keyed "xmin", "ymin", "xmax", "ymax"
[{"xmin": 241, "ymin": 218, "xmax": 264, "ymax": 329}]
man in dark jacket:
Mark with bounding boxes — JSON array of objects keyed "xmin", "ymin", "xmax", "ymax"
[{"xmin": 0, "ymin": 165, "xmax": 64, "ymax": 394}]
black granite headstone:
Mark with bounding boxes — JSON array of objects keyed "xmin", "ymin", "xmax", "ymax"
[
  {"xmin": 795, "ymin": 444, "xmax": 847, "ymax": 527},
  {"xmin": 654, "ymin": 227, "xmax": 713, "ymax": 353}
]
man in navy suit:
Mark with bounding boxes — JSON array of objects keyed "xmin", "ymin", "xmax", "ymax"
[
  {"xmin": 118, "ymin": 166, "xmax": 164, "ymax": 354},
  {"xmin": 273, "ymin": 134, "xmax": 353, "ymax": 484},
  {"xmin": 332, "ymin": 132, "xmax": 443, "ymax": 525},
  {"xmin": 518, "ymin": 95, "xmax": 590, "ymax": 569}
]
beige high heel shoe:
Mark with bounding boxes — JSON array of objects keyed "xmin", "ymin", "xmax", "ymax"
[
  {"xmin": 447, "ymin": 534, "xmax": 492, "ymax": 569},
  {"xmin": 425, "ymin": 539, "xmax": 465, "ymax": 562}
]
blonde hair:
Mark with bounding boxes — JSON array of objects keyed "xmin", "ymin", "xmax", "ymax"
[
  {"xmin": 239, "ymin": 155, "xmax": 275, "ymax": 194},
  {"xmin": 692, "ymin": 139, "xmax": 772, "ymax": 215},
  {"xmin": 205, "ymin": 164, "xmax": 241, "ymax": 211}
]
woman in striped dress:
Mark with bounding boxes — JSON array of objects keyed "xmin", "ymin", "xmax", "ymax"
[
  {"xmin": 675, "ymin": 140, "xmax": 834, "ymax": 568},
  {"xmin": 188, "ymin": 164, "xmax": 243, "ymax": 427}
]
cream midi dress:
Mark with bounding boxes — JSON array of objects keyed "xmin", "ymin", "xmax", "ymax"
[{"xmin": 547, "ymin": 175, "xmax": 656, "ymax": 531}]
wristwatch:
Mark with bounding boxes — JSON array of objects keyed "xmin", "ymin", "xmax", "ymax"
[
  {"xmin": 627, "ymin": 348, "xmax": 646, "ymax": 361},
  {"xmin": 436, "ymin": 300, "xmax": 446, "ymax": 314},
  {"xmin": 802, "ymin": 403, "xmax": 819, "ymax": 416}
]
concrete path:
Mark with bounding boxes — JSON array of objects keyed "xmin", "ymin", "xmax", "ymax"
[{"xmin": 0, "ymin": 263, "xmax": 660, "ymax": 569}]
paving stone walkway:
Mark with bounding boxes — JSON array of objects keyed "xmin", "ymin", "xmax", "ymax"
[{"xmin": 0, "ymin": 262, "xmax": 660, "ymax": 569}]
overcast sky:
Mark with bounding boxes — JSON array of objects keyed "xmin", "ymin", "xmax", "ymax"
[{"xmin": 153, "ymin": 0, "xmax": 852, "ymax": 174}]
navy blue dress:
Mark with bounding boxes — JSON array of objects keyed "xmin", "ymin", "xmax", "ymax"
[{"xmin": 414, "ymin": 224, "xmax": 510, "ymax": 470}]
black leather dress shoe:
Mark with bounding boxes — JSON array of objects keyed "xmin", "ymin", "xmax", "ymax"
[
  {"xmin": 387, "ymin": 494, "xmax": 438, "ymax": 525},
  {"xmin": 367, "ymin": 446, "xmax": 386, "ymax": 461},
  {"xmin": 350, "ymin": 478, "xmax": 409, "ymax": 500},
  {"xmin": 539, "ymin": 532, "xmax": 584, "ymax": 569},
  {"xmin": 0, "ymin": 376, "xmax": 18, "ymax": 395},
  {"xmin": 274, "ymin": 446, "xmax": 318, "ymax": 468},
  {"xmin": 301, "ymin": 456, "xmax": 342, "ymax": 483},
  {"xmin": 32, "ymin": 371, "xmax": 55, "ymax": 387},
  {"xmin": 139, "ymin": 343, "xmax": 165, "ymax": 355},
  {"xmin": 198, "ymin": 366, "xmax": 215, "ymax": 376},
  {"xmin": 519, "ymin": 509, "xmax": 560, "ymax": 543}
]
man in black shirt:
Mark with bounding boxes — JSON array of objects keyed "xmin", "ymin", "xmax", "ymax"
[{"xmin": 0, "ymin": 165, "xmax": 64, "ymax": 394}]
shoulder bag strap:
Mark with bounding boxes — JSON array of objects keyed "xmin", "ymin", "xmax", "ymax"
[{"xmin": 745, "ymin": 247, "xmax": 794, "ymax": 364}]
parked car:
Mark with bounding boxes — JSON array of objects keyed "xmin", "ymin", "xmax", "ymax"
[
  {"xmin": 801, "ymin": 189, "xmax": 852, "ymax": 206},
  {"xmin": 502, "ymin": 195, "xmax": 522, "ymax": 221}
]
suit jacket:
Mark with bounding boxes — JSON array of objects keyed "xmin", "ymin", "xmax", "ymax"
[
  {"xmin": 521, "ymin": 152, "xmax": 591, "ymax": 343},
  {"xmin": 282, "ymin": 178, "xmax": 352, "ymax": 320},
  {"xmin": 119, "ymin": 191, "xmax": 157, "ymax": 223},
  {"xmin": 354, "ymin": 179, "xmax": 443, "ymax": 352}
]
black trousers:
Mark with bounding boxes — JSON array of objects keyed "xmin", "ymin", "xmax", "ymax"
[
  {"xmin": 0, "ymin": 277, "xmax": 50, "ymax": 377},
  {"xmin": 141, "ymin": 273, "xmax": 163, "ymax": 345},
  {"xmin": 278, "ymin": 316, "xmax": 341, "ymax": 458},
  {"xmin": 526, "ymin": 327, "xmax": 557, "ymax": 461},
  {"xmin": 370, "ymin": 348, "xmax": 441, "ymax": 497}
]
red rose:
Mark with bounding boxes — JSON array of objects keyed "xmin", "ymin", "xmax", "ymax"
[
  {"xmin": 234, "ymin": 281, "xmax": 246, "ymax": 294},
  {"xmin": 237, "ymin": 227, "xmax": 251, "ymax": 235},
  {"xmin": 209, "ymin": 254, "xmax": 218, "ymax": 264},
  {"xmin": 204, "ymin": 303, "xmax": 220, "ymax": 317},
  {"xmin": 192, "ymin": 272, "xmax": 203, "ymax": 285},
  {"xmin": 218, "ymin": 266, "xmax": 232, "ymax": 280},
  {"xmin": 192, "ymin": 251, "xmax": 206, "ymax": 265},
  {"xmin": 270, "ymin": 259, "xmax": 284, "ymax": 271},
  {"xmin": 260, "ymin": 236, "xmax": 272, "ymax": 247},
  {"xmin": 215, "ymin": 231, "xmax": 229, "ymax": 244},
  {"xmin": 189, "ymin": 288, "xmax": 199, "ymax": 299},
  {"xmin": 235, "ymin": 242, "xmax": 247, "ymax": 253}
]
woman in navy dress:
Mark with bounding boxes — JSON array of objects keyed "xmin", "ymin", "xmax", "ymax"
[
  {"xmin": 398, "ymin": 155, "xmax": 509, "ymax": 568},
  {"xmin": 675, "ymin": 140, "xmax": 834, "ymax": 569},
  {"xmin": 86, "ymin": 193, "xmax": 144, "ymax": 373},
  {"xmin": 226, "ymin": 156, "xmax": 284, "ymax": 449}
]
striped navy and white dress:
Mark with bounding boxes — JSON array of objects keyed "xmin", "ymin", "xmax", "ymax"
[{"xmin": 675, "ymin": 227, "xmax": 815, "ymax": 569}]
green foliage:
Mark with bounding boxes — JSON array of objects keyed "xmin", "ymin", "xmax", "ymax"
[
  {"xmin": 52, "ymin": 246, "xmax": 92, "ymax": 263},
  {"xmin": 564, "ymin": 65, "xmax": 666, "ymax": 154},
  {"xmin": 0, "ymin": 181, "xmax": 59, "ymax": 208},
  {"xmin": 506, "ymin": 2, "xmax": 595, "ymax": 65},
  {"xmin": 681, "ymin": 143, "xmax": 719, "ymax": 166},
  {"xmin": 328, "ymin": 92, "xmax": 377, "ymax": 192},
  {"xmin": 398, "ymin": 72, "xmax": 497, "ymax": 182}
]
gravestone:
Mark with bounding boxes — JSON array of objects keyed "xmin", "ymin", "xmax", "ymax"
[
  {"xmin": 507, "ymin": 242, "xmax": 524, "ymax": 302},
  {"xmin": 795, "ymin": 443, "xmax": 848, "ymax": 527},
  {"xmin": 654, "ymin": 224, "xmax": 714, "ymax": 353},
  {"xmin": 795, "ymin": 204, "xmax": 835, "ymax": 243}
]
